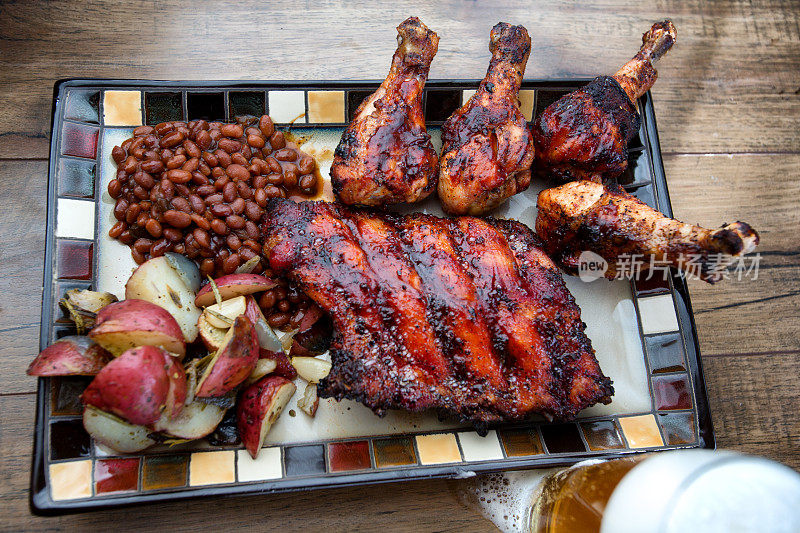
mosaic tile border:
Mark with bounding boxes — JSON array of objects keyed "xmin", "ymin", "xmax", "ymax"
[{"xmin": 32, "ymin": 79, "xmax": 712, "ymax": 514}]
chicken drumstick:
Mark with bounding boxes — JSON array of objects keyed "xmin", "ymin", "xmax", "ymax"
[
  {"xmin": 536, "ymin": 181, "xmax": 759, "ymax": 283},
  {"xmin": 533, "ymin": 20, "xmax": 677, "ymax": 183},
  {"xmin": 438, "ymin": 23, "xmax": 535, "ymax": 215},
  {"xmin": 331, "ymin": 17, "xmax": 439, "ymax": 207}
]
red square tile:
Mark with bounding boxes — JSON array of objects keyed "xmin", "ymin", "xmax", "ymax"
[
  {"xmin": 652, "ymin": 374, "xmax": 692, "ymax": 410},
  {"xmin": 57, "ymin": 240, "xmax": 93, "ymax": 279},
  {"xmin": 61, "ymin": 122, "xmax": 98, "ymax": 159},
  {"xmin": 95, "ymin": 458, "xmax": 140, "ymax": 494},
  {"xmin": 328, "ymin": 441, "xmax": 371, "ymax": 472}
]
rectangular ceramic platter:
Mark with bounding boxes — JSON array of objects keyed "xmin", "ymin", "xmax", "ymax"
[{"xmin": 32, "ymin": 80, "xmax": 712, "ymax": 514}]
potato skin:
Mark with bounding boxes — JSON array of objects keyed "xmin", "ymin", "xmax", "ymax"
[
  {"xmin": 81, "ymin": 345, "xmax": 172, "ymax": 426},
  {"xmin": 238, "ymin": 375, "xmax": 295, "ymax": 458},
  {"xmin": 89, "ymin": 299, "xmax": 186, "ymax": 356},
  {"xmin": 27, "ymin": 336, "xmax": 111, "ymax": 376},
  {"xmin": 194, "ymin": 274, "xmax": 277, "ymax": 307},
  {"xmin": 195, "ymin": 316, "xmax": 259, "ymax": 397}
]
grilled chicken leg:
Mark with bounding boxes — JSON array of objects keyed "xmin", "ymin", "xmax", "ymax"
[
  {"xmin": 438, "ymin": 23, "xmax": 534, "ymax": 215},
  {"xmin": 536, "ymin": 181, "xmax": 760, "ymax": 283},
  {"xmin": 331, "ymin": 17, "xmax": 439, "ymax": 207},
  {"xmin": 533, "ymin": 20, "xmax": 677, "ymax": 183}
]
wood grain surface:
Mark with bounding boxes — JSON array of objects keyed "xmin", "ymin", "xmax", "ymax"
[{"xmin": 0, "ymin": 1, "xmax": 798, "ymax": 530}]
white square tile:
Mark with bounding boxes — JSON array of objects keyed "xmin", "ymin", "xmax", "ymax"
[
  {"xmin": 56, "ymin": 198, "xmax": 95, "ymax": 240},
  {"xmin": 638, "ymin": 294, "xmax": 680, "ymax": 335},
  {"xmin": 268, "ymin": 91, "xmax": 306, "ymax": 124},
  {"xmin": 237, "ymin": 447, "xmax": 283, "ymax": 482},
  {"xmin": 461, "ymin": 89, "xmax": 476, "ymax": 105},
  {"xmin": 458, "ymin": 430, "xmax": 504, "ymax": 461}
]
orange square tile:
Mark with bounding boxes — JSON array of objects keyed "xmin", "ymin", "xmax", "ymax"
[
  {"xmin": 49, "ymin": 460, "xmax": 93, "ymax": 500},
  {"xmin": 415, "ymin": 433, "xmax": 461, "ymax": 465},
  {"xmin": 103, "ymin": 90, "xmax": 142, "ymax": 126},
  {"xmin": 619, "ymin": 415, "xmax": 664, "ymax": 448},
  {"xmin": 308, "ymin": 91, "xmax": 345, "ymax": 123},
  {"xmin": 189, "ymin": 450, "xmax": 235, "ymax": 486}
]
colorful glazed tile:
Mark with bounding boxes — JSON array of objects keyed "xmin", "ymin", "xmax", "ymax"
[
  {"xmin": 64, "ymin": 90, "xmax": 100, "ymax": 124},
  {"xmin": 189, "ymin": 450, "xmax": 235, "ymax": 486},
  {"xmin": 652, "ymin": 374, "xmax": 692, "ymax": 410},
  {"xmin": 145, "ymin": 92, "xmax": 183, "ymax": 124},
  {"xmin": 61, "ymin": 122, "xmax": 98, "ymax": 159},
  {"xmin": 55, "ymin": 198, "xmax": 95, "ymax": 240},
  {"xmin": 284, "ymin": 445, "xmax": 325, "ymax": 476},
  {"xmin": 267, "ymin": 91, "xmax": 306, "ymax": 123},
  {"xmin": 142, "ymin": 455, "xmax": 188, "ymax": 491},
  {"xmin": 56, "ymin": 240, "xmax": 93, "ymax": 280},
  {"xmin": 95, "ymin": 458, "xmax": 139, "ymax": 494},
  {"xmin": 229, "ymin": 91, "xmax": 266, "ymax": 119},
  {"xmin": 619, "ymin": 415, "xmax": 664, "ymax": 448},
  {"xmin": 461, "ymin": 89, "xmax": 476, "ymax": 105},
  {"xmin": 658, "ymin": 412, "xmax": 697, "ymax": 445},
  {"xmin": 425, "ymin": 90, "xmax": 461, "ymax": 122},
  {"xmin": 415, "ymin": 433, "xmax": 461, "ymax": 465},
  {"xmin": 103, "ymin": 90, "xmax": 142, "ymax": 126},
  {"xmin": 373, "ymin": 437, "xmax": 416, "ymax": 468},
  {"xmin": 540, "ymin": 424, "xmax": 586, "ymax": 453},
  {"xmin": 49, "ymin": 460, "xmax": 92, "ymax": 500},
  {"xmin": 618, "ymin": 149, "xmax": 652, "ymax": 187},
  {"xmin": 187, "ymin": 92, "xmax": 225, "ymax": 121},
  {"xmin": 645, "ymin": 333, "xmax": 686, "ymax": 373},
  {"xmin": 51, "ymin": 377, "xmax": 91, "ymax": 416},
  {"xmin": 57, "ymin": 157, "xmax": 96, "ymax": 198},
  {"xmin": 236, "ymin": 448, "xmax": 283, "ymax": 482},
  {"xmin": 637, "ymin": 294, "xmax": 679, "ymax": 335},
  {"xmin": 347, "ymin": 90, "xmax": 374, "ymax": 121},
  {"xmin": 458, "ymin": 431, "xmax": 504, "ymax": 461},
  {"xmin": 581, "ymin": 420, "xmax": 625, "ymax": 451},
  {"xmin": 519, "ymin": 90, "xmax": 535, "ymax": 121},
  {"xmin": 499, "ymin": 429, "xmax": 544, "ymax": 457},
  {"xmin": 50, "ymin": 419, "xmax": 92, "ymax": 460},
  {"xmin": 307, "ymin": 91, "xmax": 345, "ymax": 123},
  {"xmin": 328, "ymin": 440, "xmax": 371, "ymax": 472},
  {"xmin": 634, "ymin": 275, "xmax": 671, "ymax": 296}
]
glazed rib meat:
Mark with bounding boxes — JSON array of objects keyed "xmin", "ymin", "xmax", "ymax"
[
  {"xmin": 263, "ymin": 199, "xmax": 613, "ymax": 427},
  {"xmin": 330, "ymin": 17, "xmax": 439, "ymax": 207},
  {"xmin": 533, "ymin": 20, "xmax": 677, "ymax": 183},
  {"xmin": 438, "ymin": 23, "xmax": 535, "ymax": 215},
  {"xmin": 536, "ymin": 181, "xmax": 760, "ymax": 283}
]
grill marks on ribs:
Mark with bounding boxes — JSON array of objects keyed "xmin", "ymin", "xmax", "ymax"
[{"xmin": 263, "ymin": 199, "xmax": 613, "ymax": 426}]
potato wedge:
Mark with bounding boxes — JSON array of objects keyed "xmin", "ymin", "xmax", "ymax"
[
  {"xmin": 194, "ymin": 274, "xmax": 277, "ymax": 307},
  {"xmin": 245, "ymin": 358, "xmax": 278, "ymax": 386},
  {"xmin": 203, "ymin": 295, "xmax": 247, "ymax": 328},
  {"xmin": 89, "ymin": 299, "xmax": 186, "ymax": 357},
  {"xmin": 153, "ymin": 399, "xmax": 226, "ymax": 440},
  {"xmin": 125, "ymin": 255, "xmax": 202, "ymax": 342},
  {"xmin": 195, "ymin": 316, "xmax": 259, "ymax": 398},
  {"xmin": 81, "ymin": 345, "xmax": 177, "ymax": 426},
  {"xmin": 83, "ymin": 406, "xmax": 155, "ymax": 453},
  {"xmin": 27, "ymin": 336, "xmax": 111, "ymax": 376},
  {"xmin": 237, "ymin": 376, "xmax": 296, "ymax": 458},
  {"xmin": 296, "ymin": 383, "xmax": 319, "ymax": 417}
]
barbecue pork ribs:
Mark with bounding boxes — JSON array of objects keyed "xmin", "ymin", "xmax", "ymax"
[
  {"xmin": 263, "ymin": 199, "xmax": 613, "ymax": 427},
  {"xmin": 533, "ymin": 20, "xmax": 677, "ymax": 183},
  {"xmin": 536, "ymin": 181, "xmax": 760, "ymax": 283},
  {"xmin": 438, "ymin": 23, "xmax": 535, "ymax": 215},
  {"xmin": 330, "ymin": 17, "xmax": 439, "ymax": 207}
]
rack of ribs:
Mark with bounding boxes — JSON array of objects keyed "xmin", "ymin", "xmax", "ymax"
[{"xmin": 263, "ymin": 199, "xmax": 613, "ymax": 429}]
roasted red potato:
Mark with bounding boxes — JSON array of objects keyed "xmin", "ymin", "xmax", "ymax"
[
  {"xmin": 194, "ymin": 274, "xmax": 277, "ymax": 307},
  {"xmin": 152, "ymin": 399, "xmax": 227, "ymax": 440},
  {"xmin": 89, "ymin": 299, "xmax": 186, "ymax": 357},
  {"xmin": 237, "ymin": 375, "xmax": 296, "ymax": 458},
  {"xmin": 81, "ymin": 345, "xmax": 186, "ymax": 426},
  {"xmin": 27, "ymin": 336, "xmax": 111, "ymax": 376},
  {"xmin": 83, "ymin": 405, "xmax": 156, "ymax": 453},
  {"xmin": 125, "ymin": 255, "xmax": 202, "ymax": 342},
  {"xmin": 195, "ymin": 316, "xmax": 259, "ymax": 397}
]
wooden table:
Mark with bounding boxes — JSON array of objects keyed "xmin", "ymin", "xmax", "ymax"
[{"xmin": 1, "ymin": 1, "xmax": 798, "ymax": 529}]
